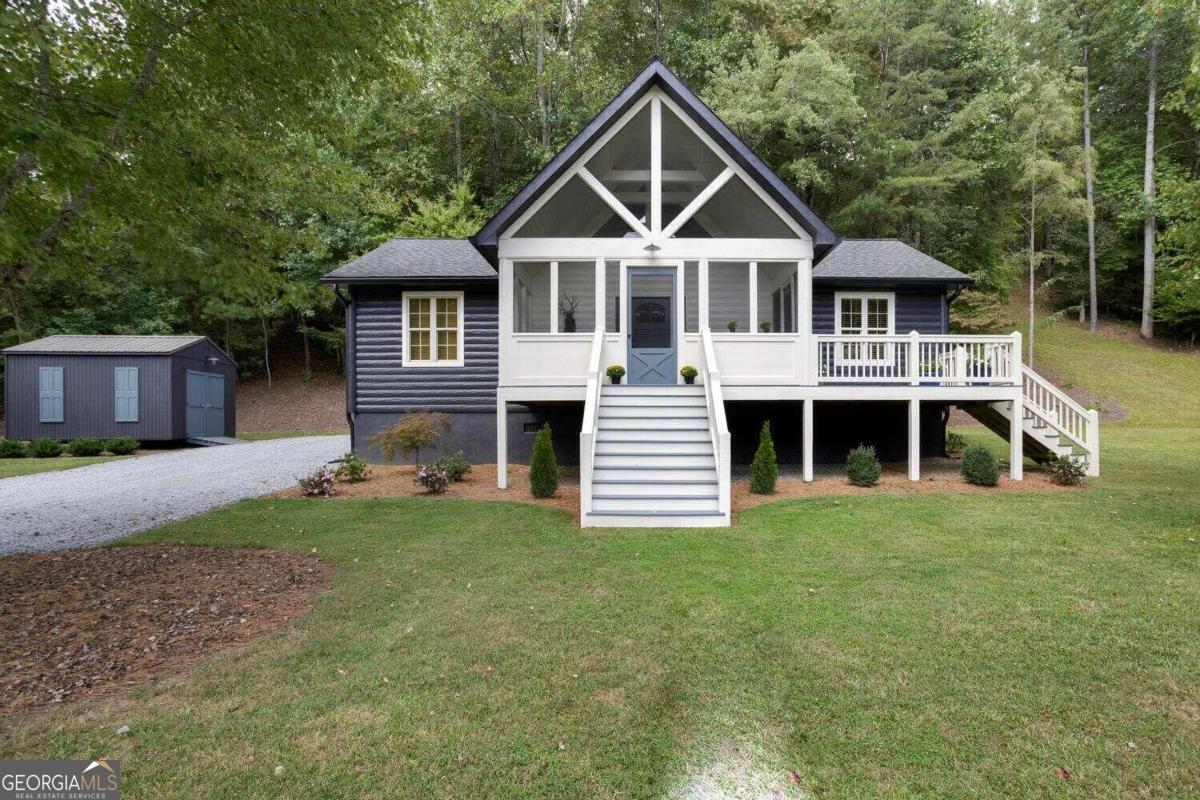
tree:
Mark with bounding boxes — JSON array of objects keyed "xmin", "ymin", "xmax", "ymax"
[
  {"xmin": 370, "ymin": 412, "xmax": 452, "ymax": 465},
  {"xmin": 749, "ymin": 421, "xmax": 778, "ymax": 494},
  {"xmin": 529, "ymin": 423, "xmax": 558, "ymax": 498},
  {"xmin": 1010, "ymin": 67, "xmax": 1087, "ymax": 365},
  {"xmin": 1141, "ymin": 0, "xmax": 1160, "ymax": 338}
]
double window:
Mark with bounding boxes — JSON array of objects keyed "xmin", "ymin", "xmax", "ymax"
[
  {"xmin": 403, "ymin": 292, "xmax": 464, "ymax": 367},
  {"xmin": 835, "ymin": 292, "xmax": 895, "ymax": 364}
]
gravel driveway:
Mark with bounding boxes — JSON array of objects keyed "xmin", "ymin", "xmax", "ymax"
[{"xmin": 0, "ymin": 436, "xmax": 348, "ymax": 556}]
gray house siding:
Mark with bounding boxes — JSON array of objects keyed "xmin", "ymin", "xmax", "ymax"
[
  {"xmin": 812, "ymin": 287, "xmax": 948, "ymax": 335},
  {"xmin": 4, "ymin": 354, "xmax": 173, "ymax": 441}
]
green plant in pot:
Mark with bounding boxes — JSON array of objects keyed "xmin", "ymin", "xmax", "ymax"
[
  {"xmin": 726, "ymin": 320, "xmax": 738, "ymax": 332},
  {"xmin": 606, "ymin": 365, "xmax": 626, "ymax": 385},
  {"xmin": 680, "ymin": 365, "xmax": 698, "ymax": 385}
]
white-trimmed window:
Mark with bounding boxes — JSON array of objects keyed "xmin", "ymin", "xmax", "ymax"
[
  {"xmin": 403, "ymin": 291, "xmax": 464, "ymax": 367},
  {"xmin": 835, "ymin": 291, "xmax": 895, "ymax": 363}
]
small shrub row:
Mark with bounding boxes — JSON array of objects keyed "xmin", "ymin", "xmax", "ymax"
[{"xmin": 0, "ymin": 436, "xmax": 138, "ymax": 458}]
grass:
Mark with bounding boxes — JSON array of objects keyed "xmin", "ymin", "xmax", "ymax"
[
  {"xmin": 237, "ymin": 429, "xmax": 346, "ymax": 441},
  {"xmin": 2, "ymin": 324, "xmax": 1198, "ymax": 798},
  {"xmin": 0, "ymin": 455, "xmax": 122, "ymax": 479}
]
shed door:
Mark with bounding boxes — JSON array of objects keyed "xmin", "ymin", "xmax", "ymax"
[{"xmin": 186, "ymin": 370, "xmax": 225, "ymax": 437}]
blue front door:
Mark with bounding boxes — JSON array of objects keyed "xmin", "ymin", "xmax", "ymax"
[{"xmin": 627, "ymin": 268, "xmax": 676, "ymax": 385}]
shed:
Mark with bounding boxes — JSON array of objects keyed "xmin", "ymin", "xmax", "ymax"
[{"xmin": 2, "ymin": 335, "xmax": 237, "ymax": 442}]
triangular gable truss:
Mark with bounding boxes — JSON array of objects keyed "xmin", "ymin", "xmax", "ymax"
[{"xmin": 472, "ymin": 58, "xmax": 839, "ymax": 260}]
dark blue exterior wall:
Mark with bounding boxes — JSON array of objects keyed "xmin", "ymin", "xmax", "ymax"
[{"xmin": 812, "ymin": 286, "xmax": 949, "ymax": 334}]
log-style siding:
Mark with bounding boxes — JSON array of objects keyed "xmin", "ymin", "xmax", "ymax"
[
  {"xmin": 812, "ymin": 287, "xmax": 948, "ymax": 335},
  {"xmin": 350, "ymin": 285, "xmax": 499, "ymax": 413}
]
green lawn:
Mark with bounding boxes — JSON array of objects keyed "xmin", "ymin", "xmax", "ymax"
[
  {"xmin": 2, "ymin": 327, "xmax": 1198, "ymax": 799},
  {"xmin": 0, "ymin": 455, "xmax": 121, "ymax": 478}
]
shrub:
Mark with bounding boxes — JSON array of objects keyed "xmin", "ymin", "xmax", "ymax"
[
  {"xmin": 434, "ymin": 450, "xmax": 471, "ymax": 482},
  {"xmin": 529, "ymin": 423, "xmax": 558, "ymax": 498},
  {"xmin": 1047, "ymin": 454, "xmax": 1086, "ymax": 486},
  {"xmin": 67, "ymin": 437, "xmax": 104, "ymax": 456},
  {"xmin": 335, "ymin": 452, "xmax": 370, "ymax": 483},
  {"xmin": 749, "ymin": 421, "xmax": 778, "ymax": 494},
  {"xmin": 0, "ymin": 439, "xmax": 27, "ymax": 458},
  {"xmin": 415, "ymin": 465, "xmax": 450, "ymax": 494},
  {"xmin": 605, "ymin": 365, "xmax": 625, "ymax": 384},
  {"xmin": 29, "ymin": 438, "xmax": 64, "ymax": 458},
  {"xmin": 846, "ymin": 444, "xmax": 882, "ymax": 487},
  {"xmin": 961, "ymin": 444, "xmax": 999, "ymax": 487},
  {"xmin": 104, "ymin": 436, "xmax": 139, "ymax": 455},
  {"xmin": 945, "ymin": 431, "xmax": 967, "ymax": 454},
  {"xmin": 297, "ymin": 465, "xmax": 337, "ymax": 497},
  {"xmin": 369, "ymin": 411, "xmax": 450, "ymax": 465}
]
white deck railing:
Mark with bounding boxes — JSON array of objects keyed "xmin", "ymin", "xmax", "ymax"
[
  {"xmin": 578, "ymin": 327, "xmax": 605, "ymax": 517},
  {"xmin": 814, "ymin": 332, "xmax": 1019, "ymax": 385},
  {"xmin": 700, "ymin": 327, "xmax": 732, "ymax": 519}
]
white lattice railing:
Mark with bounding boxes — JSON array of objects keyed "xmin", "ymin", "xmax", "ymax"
[{"xmin": 814, "ymin": 332, "xmax": 1019, "ymax": 385}]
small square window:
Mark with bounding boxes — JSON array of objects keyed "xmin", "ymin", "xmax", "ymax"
[{"xmin": 404, "ymin": 292, "xmax": 463, "ymax": 367}]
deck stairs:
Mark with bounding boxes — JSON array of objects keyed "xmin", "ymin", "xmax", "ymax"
[
  {"xmin": 583, "ymin": 384, "xmax": 728, "ymax": 527},
  {"xmin": 959, "ymin": 365, "xmax": 1100, "ymax": 476}
]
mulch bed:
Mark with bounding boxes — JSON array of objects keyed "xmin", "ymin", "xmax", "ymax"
[{"xmin": 0, "ymin": 545, "xmax": 330, "ymax": 713}]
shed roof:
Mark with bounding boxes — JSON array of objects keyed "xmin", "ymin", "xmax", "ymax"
[
  {"xmin": 321, "ymin": 238, "xmax": 497, "ymax": 284},
  {"xmin": 813, "ymin": 239, "xmax": 972, "ymax": 285},
  {"xmin": 3, "ymin": 335, "xmax": 212, "ymax": 355}
]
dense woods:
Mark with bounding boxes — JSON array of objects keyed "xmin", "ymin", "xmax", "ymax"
[{"xmin": 1, "ymin": 0, "xmax": 1197, "ymax": 380}]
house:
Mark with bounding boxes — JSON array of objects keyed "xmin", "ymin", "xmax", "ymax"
[
  {"xmin": 2, "ymin": 335, "xmax": 236, "ymax": 442},
  {"xmin": 322, "ymin": 59, "xmax": 1099, "ymax": 527}
]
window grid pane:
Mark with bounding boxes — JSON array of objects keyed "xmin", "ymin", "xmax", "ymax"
[
  {"xmin": 409, "ymin": 330, "xmax": 430, "ymax": 362},
  {"xmin": 437, "ymin": 329, "xmax": 458, "ymax": 361},
  {"xmin": 840, "ymin": 298, "xmax": 862, "ymax": 334}
]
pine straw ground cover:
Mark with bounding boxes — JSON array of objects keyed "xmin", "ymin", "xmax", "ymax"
[{"xmin": 0, "ymin": 546, "xmax": 330, "ymax": 712}]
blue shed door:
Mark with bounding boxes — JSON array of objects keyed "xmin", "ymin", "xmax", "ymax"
[
  {"xmin": 38, "ymin": 366, "xmax": 64, "ymax": 422},
  {"xmin": 115, "ymin": 367, "xmax": 139, "ymax": 422},
  {"xmin": 186, "ymin": 370, "xmax": 225, "ymax": 437}
]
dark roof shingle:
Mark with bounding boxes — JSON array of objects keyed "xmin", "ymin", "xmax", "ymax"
[
  {"xmin": 813, "ymin": 239, "xmax": 971, "ymax": 284},
  {"xmin": 321, "ymin": 239, "xmax": 495, "ymax": 283}
]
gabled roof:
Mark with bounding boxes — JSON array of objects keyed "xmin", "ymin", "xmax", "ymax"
[
  {"xmin": 3, "ymin": 335, "xmax": 211, "ymax": 355},
  {"xmin": 320, "ymin": 239, "xmax": 497, "ymax": 284},
  {"xmin": 813, "ymin": 239, "xmax": 972, "ymax": 285},
  {"xmin": 471, "ymin": 58, "xmax": 839, "ymax": 261}
]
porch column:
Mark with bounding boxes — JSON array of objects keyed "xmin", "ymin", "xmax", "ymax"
[
  {"xmin": 1009, "ymin": 394, "xmax": 1024, "ymax": 481},
  {"xmin": 595, "ymin": 257, "xmax": 605, "ymax": 332},
  {"xmin": 908, "ymin": 398, "xmax": 920, "ymax": 481},
  {"xmin": 497, "ymin": 398, "xmax": 508, "ymax": 489},
  {"xmin": 802, "ymin": 398, "xmax": 814, "ymax": 482},
  {"xmin": 699, "ymin": 258, "xmax": 709, "ymax": 330}
]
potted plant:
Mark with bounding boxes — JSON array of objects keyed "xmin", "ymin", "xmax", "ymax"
[
  {"xmin": 606, "ymin": 365, "xmax": 626, "ymax": 384},
  {"xmin": 759, "ymin": 321, "xmax": 771, "ymax": 332},
  {"xmin": 558, "ymin": 294, "xmax": 579, "ymax": 333},
  {"xmin": 969, "ymin": 356, "xmax": 993, "ymax": 386},
  {"xmin": 918, "ymin": 359, "xmax": 940, "ymax": 387},
  {"xmin": 680, "ymin": 365, "xmax": 698, "ymax": 384},
  {"xmin": 726, "ymin": 320, "xmax": 738, "ymax": 332}
]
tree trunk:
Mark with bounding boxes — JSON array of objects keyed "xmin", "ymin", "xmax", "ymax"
[
  {"xmin": 298, "ymin": 311, "xmax": 312, "ymax": 382},
  {"xmin": 1141, "ymin": 26, "xmax": 1157, "ymax": 339},
  {"xmin": 535, "ymin": 3, "xmax": 549, "ymax": 150},
  {"xmin": 1083, "ymin": 36, "xmax": 1098, "ymax": 332},
  {"xmin": 1028, "ymin": 186, "xmax": 1037, "ymax": 368},
  {"xmin": 261, "ymin": 315, "xmax": 273, "ymax": 389}
]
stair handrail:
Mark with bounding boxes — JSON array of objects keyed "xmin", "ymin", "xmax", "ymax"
[
  {"xmin": 1020, "ymin": 364, "xmax": 1100, "ymax": 475},
  {"xmin": 579, "ymin": 327, "xmax": 605, "ymax": 517},
  {"xmin": 700, "ymin": 327, "xmax": 732, "ymax": 518}
]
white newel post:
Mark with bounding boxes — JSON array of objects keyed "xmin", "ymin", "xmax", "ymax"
[
  {"xmin": 496, "ymin": 398, "xmax": 508, "ymax": 489},
  {"xmin": 1009, "ymin": 329, "xmax": 1024, "ymax": 480},
  {"xmin": 802, "ymin": 398, "xmax": 814, "ymax": 482},
  {"xmin": 908, "ymin": 398, "xmax": 920, "ymax": 481},
  {"xmin": 1086, "ymin": 408, "xmax": 1100, "ymax": 477},
  {"xmin": 909, "ymin": 330, "xmax": 920, "ymax": 385}
]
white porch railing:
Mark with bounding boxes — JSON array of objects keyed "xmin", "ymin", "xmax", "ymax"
[
  {"xmin": 814, "ymin": 332, "xmax": 1019, "ymax": 385},
  {"xmin": 700, "ymin": 327, "xmax": 732, "ymax": 519},
  {"xmin": 578, "ymin": 327, "xmax": 605, "ymax": 517},
  {"xmin": 1022, "ymin": 364, "xmax": 1100, "ymax": 475}
]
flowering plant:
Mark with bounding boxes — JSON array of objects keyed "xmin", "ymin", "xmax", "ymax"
[
  {"xmin": 415, "ymin": 465, "xmax": 450, "ymax": 494},
  {"xmin": 297, "ymin": 465, "xmax": 337, "ymax": 497}
]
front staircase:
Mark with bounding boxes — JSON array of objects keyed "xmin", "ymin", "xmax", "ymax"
[
  {"xmin": 583, "ymin": 384, "xmax": 728, "ymax": 527},
  {"xmin": 961, "ymin": 365, "xmax": 1100, "ymax": 476}
]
